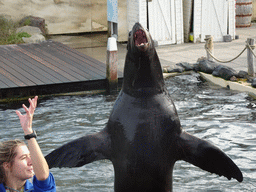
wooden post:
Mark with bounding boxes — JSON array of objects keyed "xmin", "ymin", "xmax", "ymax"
[
  {"xmin": 205, "ymin": 35, "xmax": 214, "ymax": 61},
  {"xmin": 247, "ymin": 38, "xmax": 255, "ymax": 77},
  {"xmin": 106, "ymin": 37, "xmax": 118, "ymax": 93}
]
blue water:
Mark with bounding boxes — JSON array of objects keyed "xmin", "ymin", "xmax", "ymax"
[{"xmin": 0, "ymin": 74, "xmax": 255, "ymax": 191}]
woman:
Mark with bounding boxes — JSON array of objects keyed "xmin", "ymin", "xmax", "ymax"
[{"xmin": 0, "ymin": 96, "xmax": 56, "ymax": 192}]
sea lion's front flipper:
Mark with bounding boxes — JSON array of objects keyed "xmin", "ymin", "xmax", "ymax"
[
  {"xmin": 45, "ymin": 130, "xmax": 111, "ymax": 168},
  {"xmin": 177, "ymin": 131, "xmax": 243, "ymax": 182}
]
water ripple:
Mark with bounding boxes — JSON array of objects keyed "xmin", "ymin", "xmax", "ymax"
[{"xmin": 0, "ymin": 74, "xmax": 255, "ymax": 191}]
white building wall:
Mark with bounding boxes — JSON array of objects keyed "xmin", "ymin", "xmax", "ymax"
[
  {"xmin": 127, "ymin": 0, "xmax": 183, "ymax": 45},
  {"xmin": 201, "ymin": 0, "xmax": 228, "ymax": 42},
  {"xmin": 148, "ymin": 0, "xmax": 174, "ymax": 44},
  {"xmin": 138, "ymin": 0, "xmax": 147, "ymax": 30},
  {"xmin": 127, "ymin": 0, "xmax": 139, "ymax": 31},
  {"xmin": 127, "ymin": 0, "xmax": 147, "ymax": 31},
  {"xmin": 175, "ymin": 0, "xmax": 184, "ymax": 44},
  {"xmin": 193, "ymin": 0, "xmax": 235, "ymax": 43},
  {"xmin": 193, "ymin": 0, "xmax": 202, "ymax": 43},
  {"xmin": 228, "ymin": 0, "xmax": 236, "ymax": 38}
]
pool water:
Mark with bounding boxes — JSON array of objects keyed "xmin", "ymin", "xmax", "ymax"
[{"xmin": 0, "ymin": 74, "xmax": 255, "ymax": 191}]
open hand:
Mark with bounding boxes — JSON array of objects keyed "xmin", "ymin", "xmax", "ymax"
[{"xmin": 16, "ymin": 96, "xmax": 38, "ymax": 135}]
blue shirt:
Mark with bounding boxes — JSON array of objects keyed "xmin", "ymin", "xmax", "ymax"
[{"xmin": 0, "ymin": 173, "xmax": 56, "ymax": 192}]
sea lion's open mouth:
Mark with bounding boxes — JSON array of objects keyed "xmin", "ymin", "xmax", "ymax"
[{"xmin": 134, "ymin": 29, "xmax": 148, "ymax": 48}]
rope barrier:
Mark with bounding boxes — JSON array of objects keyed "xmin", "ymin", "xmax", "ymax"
[
  {"xmin": 247, "ymin": 42, "xmax": 256, "ymax": 58},
  {"xmin": 205, "ymin": 41, "xmax": 256, "ymax": 63},
  {"xmin": 205, "ymin": 46, "xmax": 247, "ymax": 63}
]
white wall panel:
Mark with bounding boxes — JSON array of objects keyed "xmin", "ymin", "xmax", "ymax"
[
  {"xmin": 175, "ymin": 0, "xmax": 184, "ymax": 44},
  {"xmin": 127, "ymin": 0, "xmax": 183, "ymax": 44},
  {"xmin": 193, "ymin": 0, "xmax": 202, "ymax": 43},
  {"xmin": 201, "ymin": 0, "xmax": 228, "ymax": 42},
  {"xmin": 228, "ymin": 0, "xmax": 236, "ymax": 39},
  {"xmin": 192, "ymin": 0, "xmax": 235, "ymax": 43}
]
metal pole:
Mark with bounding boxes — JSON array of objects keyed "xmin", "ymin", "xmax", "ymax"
[{"xmin": 247, "ymin": 38, "xmax": 255, "ymax": 77}]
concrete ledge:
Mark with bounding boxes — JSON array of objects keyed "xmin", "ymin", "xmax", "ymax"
[
  {"xmin": 199, "ymin": 72, "xmax": 256, "ymax": 99},
  {"xmin": 163, "ymin": 71, "xmax": 194, "ymax": 79}
]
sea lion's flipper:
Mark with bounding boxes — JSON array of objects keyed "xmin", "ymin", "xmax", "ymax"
[
  {"xmin": 177, "ymin": 131, "xmax": 243, "ymax": 182},
  {"xmin": 45, "ymin": 130, "xmax": 111, "ymax": 168}
]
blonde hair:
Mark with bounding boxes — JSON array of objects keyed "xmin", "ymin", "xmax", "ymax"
[{"xmin": 0, "ymin": 140, "xmax": 26, "ymax": 183}]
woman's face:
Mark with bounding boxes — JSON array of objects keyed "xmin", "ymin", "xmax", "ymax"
[{"xmin": 8, "ymin": 145, "xmax": 34, "ymax": 181}]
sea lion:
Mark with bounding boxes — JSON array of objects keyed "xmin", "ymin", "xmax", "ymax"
[{"xmin": 45, "ymin": 22, "xmax": 243, "ymax": 192}]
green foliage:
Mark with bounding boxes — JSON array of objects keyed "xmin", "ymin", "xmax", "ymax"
[
  {"xmin": 0, "ymin": 16, "xmax": 31, "ymax": 45},
  {"xmin": 23, "ymin": 18, "xmax": 31, "ymax": 26},
  {"xmin": 6, "ymin": 32, "xmax": 31, "ymax": 44}
]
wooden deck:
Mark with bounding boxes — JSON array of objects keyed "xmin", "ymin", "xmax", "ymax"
[{"xmin": 0, "ymin": 40, "xmax": 123, "ymax": 99}]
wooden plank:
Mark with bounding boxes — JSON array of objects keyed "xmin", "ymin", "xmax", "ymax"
[
  {"xmin": 0, "ymin": 66, "xmax": 16, "ymax": 88},
  {"xmin": 39, "ymin": 41, "xmax": 125, "ymax": 79},
  {"xmin": 1, "ymin": 47, "xmax": 59, "ymax": 85},
  {"xmin": 38, "ymin": 41, "xmax": 106, "ymax": 79},
  {"xmin": 15, "ymin": 45, "xmax": 78, "ymax": 83},
  {"xmin": 52, "ymin": 41, "xmax": 106, "ymax": 67},
  {"xmin": 52, "ymin": 40, "xmax": 122, "ymax": 78},
  {"xmin": 11, "ymin": 45, "xmax": 69, "ymax": 83},
  {"xmin": 0, "ymin": 80, "xmax": 9, "ymax": 89},
  {"xmin": 0, "ymin": 47, "xmax": 21, "ymax": 88},
  {"xmin": 0, "ymin": 41, "xmax": 116, "ymax": 99},
  {"xmin": 35, "ymin": 44, "xmax": 104, "ymax": 80},
  {"xmin": 0, "ymin": 64, "xmax": 26, "ymax": 87},
  {"xmin": 16, "ymin": 45, "xmax": 80, "ymax": 82},
  {"xmin": 55, "ymin": 48, "xmax": 107, "ymax": 73},
  {"xmin": 54, "ymin": 41, "xmax": 107, "ymax": 73},
  {"xmin": 49, "ymin": 41, "xmax": 106, "ymax": 75},
  {"xmin": 0, "ymin": 59, "xmax": 36, "ymax": 87},
  {"xmin": 19, "ymin": 44, "xmax": 91, "ymax": 81},
  {"xmin": 0, "ymin": 55, "xmax": 45, "ymax": 86}
]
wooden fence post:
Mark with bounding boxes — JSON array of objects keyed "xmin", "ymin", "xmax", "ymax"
[
  {"xmin": 247, "ymin": 38, "xmax": 255, "ymax": 77},
  {"xmin": 106, "ymin": 37, "xmax": 118, "ymax": 93},
  {"xmin": 205, "ymin": 35, "xmax": 214, "ymax": 61}
]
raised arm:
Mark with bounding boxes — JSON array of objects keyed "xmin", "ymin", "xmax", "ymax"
[{"xmin": 16, "ymin": 96, "xmax": 50, "ymax": 181}]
